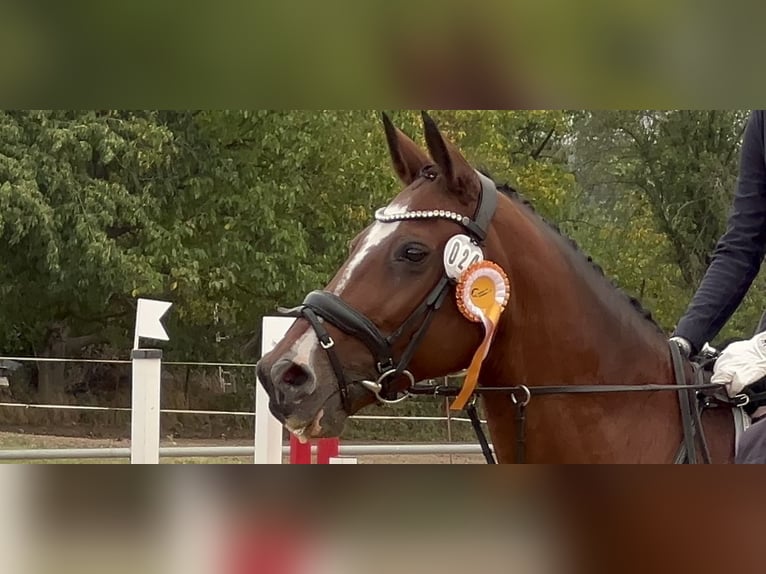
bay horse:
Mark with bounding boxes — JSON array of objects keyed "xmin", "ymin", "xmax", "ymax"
[{"xmin": 256, "ymin": 111, "xmax": 736, "ymax": 463}]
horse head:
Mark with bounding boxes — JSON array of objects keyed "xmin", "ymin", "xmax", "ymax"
[{"xmin": 257, "ymin": 112, "xmax": 498, "ymax": 441}]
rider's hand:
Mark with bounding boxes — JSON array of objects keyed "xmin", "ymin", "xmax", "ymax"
[{"xmin": 710, "ymin": 332, "xmax": 766, "ymax": 397}]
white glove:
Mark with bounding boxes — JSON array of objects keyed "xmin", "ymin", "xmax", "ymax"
[{"xmin": 710, "ymin": 332, "xmax": 766, "ymax": 397}]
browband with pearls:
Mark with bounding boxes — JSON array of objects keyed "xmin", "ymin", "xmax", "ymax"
[
  {"xmin": 375, "ymin": 207, "xmax": 470, "ymax": 225},
  {"xmin": 373, "ymin": 170, "xmax": 498, "ymax": 245}
]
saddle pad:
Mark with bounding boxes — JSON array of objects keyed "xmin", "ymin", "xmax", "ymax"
[{"xmin": 734, "ymin": 406, "xmax": 752, "ymax": 454}]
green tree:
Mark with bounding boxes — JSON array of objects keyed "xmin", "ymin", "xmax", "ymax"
[
  {"xmin": 0, "ymin": 110, "xmax": 433, "ymax": 406},
  {"xmin": 563, "ymin": 110, "xmax": 761, "ymax": 339},
  {"xmin": 571, "ymin": 111, "xmax": 748, "ymax": 288}
]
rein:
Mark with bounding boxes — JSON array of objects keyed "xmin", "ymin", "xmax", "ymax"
[{"xmin": 407, "ymin": 341, "xmax": 745, "ymax": 464}]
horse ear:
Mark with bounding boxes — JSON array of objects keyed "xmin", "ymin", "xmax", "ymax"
[
  {"xmin": 381, "ymin": 112, "xmax": 430, "ymax": 186},
  {"xmin": 421, "ymin": 111, "xmax": 480, "ymax": 203}
]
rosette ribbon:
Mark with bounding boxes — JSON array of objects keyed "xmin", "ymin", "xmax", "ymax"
[{"xmin": 451, "ymin": 261, "xmax": 511, "ymax": 411}]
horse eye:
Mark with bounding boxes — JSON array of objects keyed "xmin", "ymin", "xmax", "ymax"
[
  {"xmin": 420, "ymin": 165, "xmax": 438, "ymax": 181},
  {"xmin": 399, "ymin": 244, "xmax": 429, "ymax": 263}
]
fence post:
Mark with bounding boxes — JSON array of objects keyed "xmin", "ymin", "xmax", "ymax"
[
  {"xmin": 131, "ymin": 298, "xmax": 172, "ymax": 465},
  {"xmin": 131, "ymin": 349, "xmax": 163, "ymax": 464},
  {"xmin": 255, "ymin": 317, "xmax": 296, "ymax": 464}
]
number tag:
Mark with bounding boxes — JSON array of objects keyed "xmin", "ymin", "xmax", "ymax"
[{"xmin": 443, "ymin": 234, "xmax": 484, "ymax": 280}]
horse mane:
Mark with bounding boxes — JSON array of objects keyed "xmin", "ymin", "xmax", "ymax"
[{"xmin": 478, "ymin": 168, "xmax": 664, "ymax": 334}]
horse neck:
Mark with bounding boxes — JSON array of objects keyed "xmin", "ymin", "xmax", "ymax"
[
  {"xmin": 478, "ymin": 198, "xmax": 685, "ymax": 463},
  {"xmin": 484, "ymin": 198, "xmax": 673, "ymax": 387}
]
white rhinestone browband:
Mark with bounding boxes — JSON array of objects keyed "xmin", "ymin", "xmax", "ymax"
[{"xmin": 374, "ymin": 207, "xmax": 471, "ymax": 226}]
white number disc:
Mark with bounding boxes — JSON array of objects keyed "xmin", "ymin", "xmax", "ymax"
[{"xmin": 443, "ymin": 234, "xmax": 484, "ymax": 280}]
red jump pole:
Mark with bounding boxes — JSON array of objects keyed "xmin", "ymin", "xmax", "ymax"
[
  {"xmin": 289, "ymin": 435, "xmax": 312, "ymax": 464},
  {"xmin": 316, "ymin": 438, "xmax": 339, "ymax": 464}
]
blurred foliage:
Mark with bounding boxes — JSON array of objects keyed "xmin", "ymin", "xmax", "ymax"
[
  {"xmin": 0, "ymin": 109, "xmax": 760, "ymax": 439},
  {"xmin": 2, "ymin": 2, "xmax": 762, "ymax": 108}
]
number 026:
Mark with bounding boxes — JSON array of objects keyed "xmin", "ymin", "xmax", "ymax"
[{"xmin": 447, "ymin": 243, "xmax": 481, "ymax": 271}]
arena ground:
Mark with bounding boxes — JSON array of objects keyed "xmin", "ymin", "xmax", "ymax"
[{"xmin": 0, "ymin": 431, "xmax": 486, "ymax": 464}]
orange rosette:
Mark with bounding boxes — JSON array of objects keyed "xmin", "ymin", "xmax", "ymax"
[{"xmin": 451, "ymin": 261, "xmax": 511, "ymax": 411}]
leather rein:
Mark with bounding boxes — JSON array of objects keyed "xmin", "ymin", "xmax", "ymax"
[
  {"xmin": 277, "ymin": 169, "xmax": 742, "ymax": 464},
  {"xmin": 408, "ymin": 343, "xmax": 744, "ymax": 464}
]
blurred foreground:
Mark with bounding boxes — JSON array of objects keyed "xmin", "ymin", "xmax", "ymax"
[
  {"xmin": 2, "ymin": 466, "xmax": 765, "ymax": 574},
  {"xmin": 0, "ymin": 467, "xmax": 563, "ymax": 574}
]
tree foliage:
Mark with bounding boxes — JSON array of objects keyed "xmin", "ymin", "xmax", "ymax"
[
  {"xmin": 571, "ymin": 111, "xmax": 748, "ymax": 285},
  {"xmin": 565, "ymin": 111, "xmax": 752, "ymax": 333}
]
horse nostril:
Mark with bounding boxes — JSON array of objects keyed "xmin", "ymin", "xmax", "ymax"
[
  {"xmin": 282, "ymin": 362, "xmax": 311, "ymax": 387},
  {"xmin": 271, "ymin": 359, "xmax": 316, "ymax": 402}
]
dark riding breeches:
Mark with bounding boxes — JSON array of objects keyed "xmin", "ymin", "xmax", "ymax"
[{"xmin": 736, "ymin": 416, "xmax": 766, "ymax": 464}]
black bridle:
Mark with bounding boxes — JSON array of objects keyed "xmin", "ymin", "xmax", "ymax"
[{"xmin": 277, "ymin": 169, "xmax": 499, "ymax": 411}]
